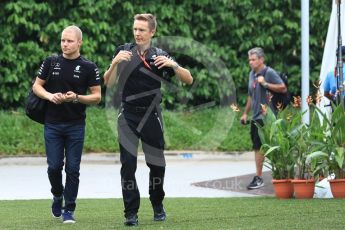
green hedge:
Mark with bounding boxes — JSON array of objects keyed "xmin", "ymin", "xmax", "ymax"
[
  {"xmin": 0, "ymin": 0, "xmax": 331, "ymax": 109},
  {"xmin": 0, "ymin": 107, "xmax": 250, "ymax": 155}
]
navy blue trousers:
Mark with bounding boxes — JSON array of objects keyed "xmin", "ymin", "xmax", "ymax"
[{"xmin": 44, "ymin": 123, "xmax": 85, "ymax": 211}]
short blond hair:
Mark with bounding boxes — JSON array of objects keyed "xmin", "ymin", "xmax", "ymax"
[
  {"xmin": 63, "ymin": 25, "xmax": 83, "ymax": 41},
  {"xmin": 134, "ymin": 14, "xmax": 157, "ymax": 31}
]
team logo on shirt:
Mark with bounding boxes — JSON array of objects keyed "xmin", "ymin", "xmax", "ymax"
[
  {"xmin": 54, "ymin": 62, "xmax": 61, "ymax": 70},
  {"xmin": 73, "ymin": 65, "xmax": 81, "ymax": 78},
  {"xmin": 74, "ymin": 65, "xmax": 81, "ymax": 73}
]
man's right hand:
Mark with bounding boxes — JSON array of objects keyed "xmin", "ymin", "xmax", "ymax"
[
  {"xmin": 113, "ymin": 50, "xmax": 132, "ymax": 65},
  {"xmin": 104, "ymin": 50, "xmax": 133, "ymax": 86},
  {"xmin": 240, "ymin": 114, "xmax": 248, "ymax": 125},
  {"xmin": 49, "ymin": 93, "xmax": 65, "ymax": 104}
]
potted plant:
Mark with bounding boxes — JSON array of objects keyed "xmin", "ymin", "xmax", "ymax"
[
  {"xmin": 289, "ymin": 106, "xmax": 325, "ymax": 199},
  {"xmin": 309, "ymin": 104, "xmax": 345, "ymax": 198},
  {"xmin": 257, "ymin": 105, "xmax": 296, "ymax": 199},
  {"xmin": 259, "ymin": 98, "xmax": 322, "ymax": 199},
  {"xmin": 257, "ymin": 101, "xmax": 322, "ymax": 199}
]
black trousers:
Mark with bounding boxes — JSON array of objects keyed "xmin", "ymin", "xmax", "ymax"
[
  {"xmin": 250, "ymin": 119, "xmax": 264, "ymax": 151},
  {"xmin": 117, "ymin": 106, "xmax": 166, "ymax": 217}
]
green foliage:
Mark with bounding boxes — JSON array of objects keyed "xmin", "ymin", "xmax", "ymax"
[
  {"xmin": 0, "ymin": 107, "xmax": 250, "ymax": 155},
  {"xmin": 259, "ymin": 102, "xmax": 345, "ymax": 180},
  {"xmin": 0, "ymin": 0, "xmax": 332, "ymax": 109},
  {"xmin": 259, "ymin": 104, "xmax": 328, "ymax": 179},
  {"xmin": 308, "ymin": 104, "xmax": 345, "ymax": 179},
  {"xmin": 258, "ymin": 106, "xmax": 299, "ymax": 179},
  {"xmin": 0, "ymin": 110, "xmax": 45, "ymax": 154}
]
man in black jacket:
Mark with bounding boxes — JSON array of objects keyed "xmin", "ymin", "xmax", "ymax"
[{"xmin": 104, "ymin": 13, "xmax": 193, "ymax": 226}]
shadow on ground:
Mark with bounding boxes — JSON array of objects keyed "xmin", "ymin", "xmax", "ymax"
[{"xmin": 192, "ymin": 171, "xmax": 274, "ymax": 196}]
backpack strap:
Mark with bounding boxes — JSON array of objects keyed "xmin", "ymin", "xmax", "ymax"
[
  {"xmin": 123, "ymin": 43, "xmax": 132, "ymax": 51},
  {"xmin": 155, "ymin": 47, "xmax": 164, "ymax": 56},
  {"xmin": 261, "ymin": 66, "xmax": 269, "ymax": 78},
  {"xmin": 259, "ymin": 66, "xmax": 274, "ymax": 106},
  {"xmin": 124, "ymin": 43, "xmax": 164, "ymax": 56}
]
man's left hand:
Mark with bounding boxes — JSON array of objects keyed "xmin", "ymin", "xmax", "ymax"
[
  {"xmin": 65, "ymin": 91, "xmax": 77, "ymax": 103},
  {"xmin": 153, "ymin": 56, "xmax": 176, "ymax": 69}
]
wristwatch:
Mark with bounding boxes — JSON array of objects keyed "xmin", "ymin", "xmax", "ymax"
[
  {"xmin": 72, "ymin": 94, "xmax": 79, "ymax": 103},
  {"xmin": 263, "ymin": 82, "xmax": 269, "ymax": 88}
]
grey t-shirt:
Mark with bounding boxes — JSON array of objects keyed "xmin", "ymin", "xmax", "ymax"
[{"xmin": 248, "ymin": 66, "xmax": 283, "ymax": 120}]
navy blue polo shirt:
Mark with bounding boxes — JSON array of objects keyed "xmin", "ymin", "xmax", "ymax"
[{"xmin": 37, "ymin": 54, "xmax": 100, "ymax": 124}]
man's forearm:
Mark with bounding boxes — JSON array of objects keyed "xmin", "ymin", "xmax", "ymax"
[
  {"xmin": 243, "ymin": 96, "xmax": 251, "ymax": 115},
  {"xmin": 104, "ymin": 63, "xmax": 118, "ymax": 87},
  {"xmin": 264, "ymin": 82, "xmax": 287, "ymax": 93},
  {"xmin": 71, "ymin": 86, "xmax": 101, "ymax": 105},
  {"xmin": 32, "ymin": 78, "xmax": 51, "ymax": 100},
  {"xmin": 78, "ymin": 93, "xmax": 101, "ymax": 105},
  {"xmin": 174, "ymin": 66, "xmax": 193, "ymax": 85}
]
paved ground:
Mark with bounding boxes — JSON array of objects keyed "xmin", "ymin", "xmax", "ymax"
[
  {"xmin": 193, "ymin": 170, "xmax": 273, "ymax": 196},
  {"xmin": 0, "ymin": 151, "xmax": 274, "ymax": 200}
]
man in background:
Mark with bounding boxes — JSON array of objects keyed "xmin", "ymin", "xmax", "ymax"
[
  {"xmin": 323, "ymin": 45, "xmax": 345, "ymax": 107},
  {"xmin": 240, "ymin": 47, "xmax": 286, "ymax": 190}
]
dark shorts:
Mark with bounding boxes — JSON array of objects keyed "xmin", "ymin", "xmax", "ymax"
[{"xmin": 250, "ymin": 119, "xmax": 264, "ymax": 151}]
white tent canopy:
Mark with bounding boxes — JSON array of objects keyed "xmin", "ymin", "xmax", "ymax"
[{"xmin": 319, "ymin": 0, "xmax": 345, "ymax": 113}]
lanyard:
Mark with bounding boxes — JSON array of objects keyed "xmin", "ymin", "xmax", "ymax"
[{"xmin": 137, "ymin": 50, "xmax": 152, "ymax": 70}]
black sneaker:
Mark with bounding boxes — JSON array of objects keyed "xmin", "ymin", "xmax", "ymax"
[
  {"xmin": 153, "ymin": 204, "xmax": 166, "ymax": 221},
  {"xmin": 51, "ymin": 196, "xmax": 63, "ymax": 218},
  {"xmin": 124, "ymin": 213, "xmax": 138, "ymax": 226},
  {"xmin": 247, "ymin": 176, "xmax": 264, "ymax": 189}
]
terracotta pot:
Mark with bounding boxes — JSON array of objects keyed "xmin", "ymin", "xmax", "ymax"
[
  {"xmin": 291, "ymin": 179, "xmax": 315, "ymax": 199},
  {"xmin": 329, "ymin": 179, "xmax": 345, "ymax": 198},
  {"xmin": 272, "ymin": 179, "xmax": 294, "ymax": 199}
]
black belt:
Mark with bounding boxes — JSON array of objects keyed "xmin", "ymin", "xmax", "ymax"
[{"xmin": 122, "ymin": 103, "xmax": 154, "ymax": 113}]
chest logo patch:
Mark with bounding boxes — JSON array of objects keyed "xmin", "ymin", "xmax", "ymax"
[{"xmin": 74, "ymin": 65, "xmax": 81, "ymax": 73}]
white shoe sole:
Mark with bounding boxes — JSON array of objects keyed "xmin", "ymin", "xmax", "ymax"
[
  {"xmin": 51, "ymin": 211, "xmax": 61, "ymax": 219},
  {"xmin": 63, "ymin": 220, "xmax": 76, "ymax": 224},
  {"xmin": 247, "ymin": 183, "xmax": 265, "ymax": 190}
]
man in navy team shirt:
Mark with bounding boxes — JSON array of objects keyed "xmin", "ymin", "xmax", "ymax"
[{"xmin": 33, "ymin": 25, "xmax": 101, "ymax": 224}]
